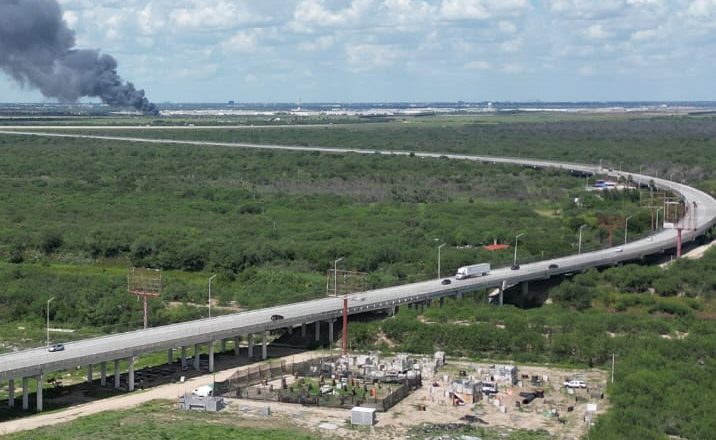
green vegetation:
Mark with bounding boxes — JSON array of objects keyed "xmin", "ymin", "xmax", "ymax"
[
  {"xmin": 348, "ymin": 248, "xmax": 716, "ymax": 440},
  {"xmin": 0, "ymin": 133, "xmax": 646, "ymax": 348},
  {"xmin": 0, "ymin": 400, "xmax": 316, "ymax": 440},
  {"xmin": 34, "ymin": 113, "xmax": 716, "ymax": 192}
]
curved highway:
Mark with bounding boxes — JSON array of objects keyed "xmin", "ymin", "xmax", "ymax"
[{"xmin": 1, "ymin": 130, "xmax": 715, "ymax": 401}]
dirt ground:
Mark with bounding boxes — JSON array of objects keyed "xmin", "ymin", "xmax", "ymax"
[
  {"xmin": 221, "ymin": 359, "xmax": 609, "ymax": 440},
  {"xmin": 0, "ymin": 354, "xmax": 608, "ymax": 439}
]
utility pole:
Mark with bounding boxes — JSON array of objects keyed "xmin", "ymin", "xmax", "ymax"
[
  {"xmin": 46, "ymin": 297, "xmax": 55, "ymax": 347},
  {"xmin": 437, "ymin": 243, "xmax": 446, "ymax": 279},
  {"xmin": 342, "ymin": 296, "xmax": 348, "ymax": 356},
  {"xmin": 334, "ymin": 257, "xmax": 344, "ymax": 296},
  {"xmin": 611, "ymin": 353, "xmax": 615, "ymax": 384},
  {"xmin": 208, "ymin": 274, "xmax": 217, "ymax": 318},
  {"xmin": 578, "ymin": 225, "xmax": 587, "ymax": 254},
  {"xmin": 513, "ymin": 233, "xmax": 524, "ymax": 267}
]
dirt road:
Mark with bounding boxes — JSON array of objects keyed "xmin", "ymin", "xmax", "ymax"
[{"xmin": 0, "ymin": 351, "xmax": 322, "ymax": 436}]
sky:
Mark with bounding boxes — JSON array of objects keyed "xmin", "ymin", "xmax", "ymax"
[{"xmin": 2, "ymin": 0, "xmax": 716, "ymax": 103}]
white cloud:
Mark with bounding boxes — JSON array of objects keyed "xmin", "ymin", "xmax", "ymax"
[
  {"xmin": 221, "ymin": 31, "xmax": 260, "ymax": 54},
  {"xmin": 299, "ymin": 36, "xmax": 336, "ymax": 52},
  {"xmin": 584, "ymin": 24, "xmax": 613, "ymax": 40},
  {"xmin": 345, "ymin": 44, "xmax": 402, "ymax": 70},
  {"xmin": 440, "ymin": 0, "xmax": 529, "ymax": 20},
  {"xmin": 465, "ymin": 60, "xmax": 492, "ymax": 70}
]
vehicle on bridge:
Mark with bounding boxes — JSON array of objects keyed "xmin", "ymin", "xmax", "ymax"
[
  {"xmin": 455, "ymin": 263, "xmax": 491, "ymax": 280},
  {"xmin": 48, "ymin": 343, "xmax": 64, "ymax": 352}
]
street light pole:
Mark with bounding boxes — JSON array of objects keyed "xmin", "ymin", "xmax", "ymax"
[
  {"xmin": 46, "ymin": 297, "xmax": 55, "ymax": 347},
  {"xmin": 437, "ymin": 243, "xmax": 446, "ymax": 279},
  {"xmin": 513, "ymin": 233, "xmax": 524, "ymax": 266},
  {"xmin": 578, "ymin": 224, "xmax": 587, "ymax": 254},
  {"xmin": 624, "ymin": 216, "xmax": 633, "ymax": 245},
  {"xmin": 656, "ymin": 208, "xmax": 663, "ymax": 231},
  {"xmin": 334, "ymin": 257, "xmax": 344, "ymax": 296},
  {"xmin": 208, "ymin": 274, "xmax": 217, "ymax": 318}
]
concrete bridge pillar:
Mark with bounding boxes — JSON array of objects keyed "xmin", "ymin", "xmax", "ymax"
[
  {"xmin": 22, "ymin": 377, "xmax": 28, "ymax": 410},
  {"xmin": 193, "ymin": 344, "xmax": 201, "ymax": 370},
  {"xmin": 500, "ymin": 280, "xmax": 507, "ymax": 306},
  {"xmin": 221, "ymin": 339, "xmax": 227, "ymax": 353},
  {"xmin": 87, "ymin": 364, "xmax": 93, "ymax": 383},
  {"xmin": 36, "ymin": 374, "xmax": 43, "ymax": 412},
  {"xmin": 522, "ymin": 281, "xmax": 529, "ymax": 295},
  {"xmin": 209, "ymin": 341, "xmax": 215, "ymax": 373},
  {"xmin": 328, "ymin": 320, "xmax": 334, "ymax": 342},
  {"xmin": 301, "ymin": 323, "xmax": 307, "ymax": 338},
  {"xmin": 100, "ymin": 361, "xmax": 107, "ymax": 386},
  {"xmin": 456, "ymin": 292, "xmax": 463, "ymax": 299},
  {"xmin": 439, "ymin": 297, "xmax": 445, "ymax": 307},
  {"xmin": 7, "ymin": 379, "xmax": 14, "ymax": 408},
  {"xmin": 233, "ymin": 336, "xmax": 241, "ymax": 356},
  {"xmin": 180, "ymin": 346, "xmax": 187, "ymax": 368},
  {"xmin": 288, "ymin": 325, "xmax": 293, "ymax": 335},
  {"xmin": 262, "ymin": 331, "xmax": 268, "ymax": 360},
  {"xmin": 167, "ymin": 348, "xmax": 173, "ymax": 365},
  {"xmin": 114, "ymin": 359, "xmax": 121, "ymax": 389},
  {"xmin": 314, "ymin": 321, "xmax": 321, "ymax": 342},
  {"xmin": 128, "ymin": 357, "xmax": 135, "ymax": 392},
  {"xmin": 247, "ymin": 334, "xmax": 254, "ymax": 359}
]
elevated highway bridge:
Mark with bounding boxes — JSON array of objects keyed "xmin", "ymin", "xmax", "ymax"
[{"xmin": 1, "ymin": 130, "xmax": 715, "ymax": 412}]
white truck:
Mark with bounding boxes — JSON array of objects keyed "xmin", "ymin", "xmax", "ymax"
[{"xmin": 455, "ymin": 263, "xmax": 491, "ymax": 280}]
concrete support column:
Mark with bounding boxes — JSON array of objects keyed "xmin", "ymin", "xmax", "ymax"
[
  {"xmin": 221, "ymin": 339, "xmax": 227, "ymax": 353},
  {"xmin": 180, "ymin": 346, "xmax": 187, "ymax": 368},
  {"xmin": 209, "ymin": 341, "xmax": 215, "ymax": 373},
  {"xmin": 233, "ymin": 336, "xmax": 240, "ymax": 356},
  {"xmin": 100, "ymin": 361, "xmax": 107, "ymax": 387},
  {"xmin": 500, "ymin": 280, "xmax": 507, "ymax": 306},
  {"xmin": 247, "ymin": 334, "xmax": 254, "ymax": 359},
  {"xmin": 36, "ymin": 374, "xmax": 43, "ymax": 412},
  {"xmin": 439, "ymin": 297, "xmax": 445, "ymax": 307},
  {"xmin": 262, "ymin": 331, "xmax": 268, "ymax": 360},
  {"xmin": 288, "ymin": 325, "xmax": 293, "ymax": 335},
  {"xmin": 167, "ymin": 348, "xmax": 173, "ymax": 365},
  {"xmin": 22, "ymin": 377, "xmax": 29, "ymax": 410},
  {"xmin": 328, "ymin": 320, "xmax": 334, "ymax": 343},
  {"xmin": 193, "ymin": 344, "xmax": 201, "ymax": 371},
  {"xmin": 128, "ymin": 357, "xmax": 135, "ymax": 392},
  {"xmin": 7, "ymin": 379, "xmax": 14, "ymax": 408},
  {"xmin": 301, "ymin": 323, "xmax": 307, "ymax": 338},
  {"xmin": 521, "ymin": 281, "xmax": 529, "ymax": 295},
  {"xmin": 419, "ymin": 302, "xmax": 425, "ymax": 313},
  {"xmin": 314, "ymin": 321, "xmax": 321, "ymax": 342},
  {"xmin": 114, "ymin": 359, "xmax": 121, "ymax": 389},
  {"xmin": 87, "ymin": 364, "xmax": 93, "ymax": 383},
  {"xmin": 457, "ymin": 292, "xmax": 463, "ymax": 299}
]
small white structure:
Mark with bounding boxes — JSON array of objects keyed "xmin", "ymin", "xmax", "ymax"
[{"xmin": 351, "ymin": 406, "xmax": 377, "ymax": 426}]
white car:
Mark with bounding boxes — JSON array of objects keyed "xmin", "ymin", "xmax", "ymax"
[
  {"xmin": 564, "ymin": 380, "xmax": 587, "ymax": 389},
  {"xmin": 614, "ymin": 247, "xmax": 623, "ymax": 253}
]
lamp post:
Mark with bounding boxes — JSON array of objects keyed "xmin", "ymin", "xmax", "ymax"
[
  {"xmin": 578, "ymin": 224, "xmax": 587, "ymax": 254},
  {"xmin": 624, "ymin": 216, "xmax": 633, "ymax": 245},
  {"xmin": 334, "ymin": 257, "xmax": 344, "ymax": 296},
  {"xmin": 208, "ymin": 274, "xmax": 217, "ymax": 318},
  {"xmin": 437, "ymin": 243, "xmax": 446, "ymax": 279},
  {"xmin": 656, "ymin": 207, "xmax": 663, "ymax": 231},
  {"xmin": 513, "ymin": 233, "xmax": 524, "ymax": 267},
  {"xmin": 46, "ymin": 297, "xmax": 55, "ymax": 347}
]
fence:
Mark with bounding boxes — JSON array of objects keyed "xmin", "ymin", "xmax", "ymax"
[{"xmin": 215, "ymin": 355, "xmax": 421, "ymax": 411}]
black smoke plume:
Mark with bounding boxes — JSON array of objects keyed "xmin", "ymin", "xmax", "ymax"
[{"xmin": 0, "ymin": 0, "xmax": 157, "ymax": 114}]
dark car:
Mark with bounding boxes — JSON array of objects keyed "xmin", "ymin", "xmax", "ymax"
[
  {"xmin": 548, "ymin": 263, "xmax": 559, "ymax": 270},
  {"xmin": 48, "ymin": 343, "xmax": 64, "ymax": 352},
  {"xmin": 441, "ymin": 279, "xmax": 451, "ymax": 285},
  {"xmin": 270, "ymin": 314, "xmax": 284, "ymax": 321},
  {"xmin": 511, "ymin": 264, "xmax": 520, "ymax": 270}
]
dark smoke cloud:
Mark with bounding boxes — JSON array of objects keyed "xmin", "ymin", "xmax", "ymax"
[{"xmin": 0, "ymin": 0, "xmax": 157, "ymax": 114}]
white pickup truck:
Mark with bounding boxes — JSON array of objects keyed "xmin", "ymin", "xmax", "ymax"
[{"xmin": 563, "ymin": 380, "xmax": 587, "ymax": 389}]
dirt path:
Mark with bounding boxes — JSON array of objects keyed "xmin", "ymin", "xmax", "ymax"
[{"xmin": 0, "ymin": 351, "xmax": 322, "ymax": 436}]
